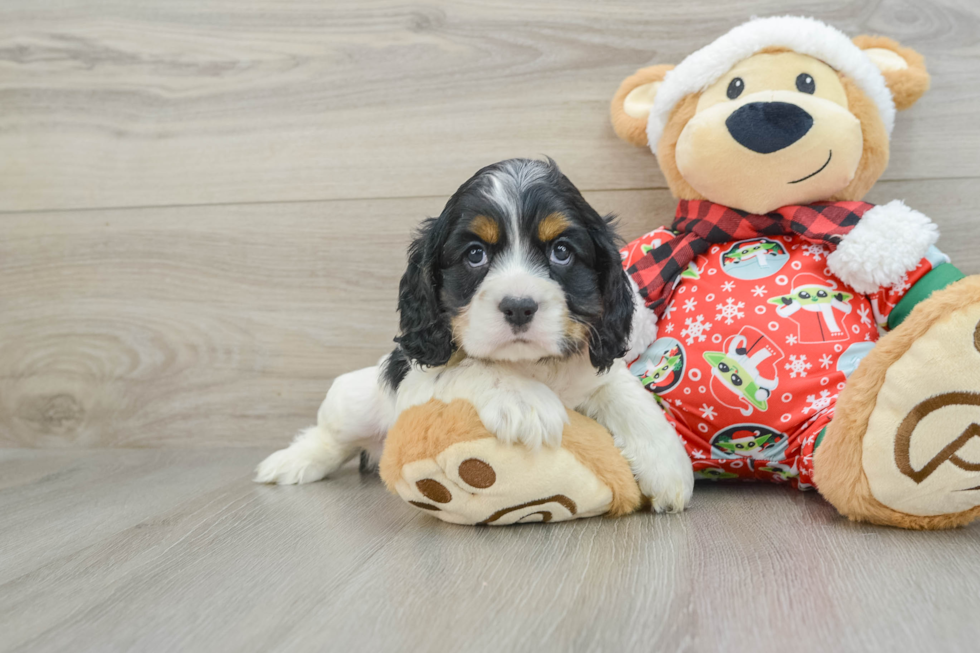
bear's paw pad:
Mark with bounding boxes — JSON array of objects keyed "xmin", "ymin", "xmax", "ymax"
[
  {"xmin": 393, "ymin": 437, "xmax": 614, "ymax": 525},
  {"xmin": 864, "ymin": 299, "xmax": 980, "ymax": 517}
]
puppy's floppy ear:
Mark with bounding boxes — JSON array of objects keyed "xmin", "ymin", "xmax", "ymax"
[
  {"xmin": 853, "ymin": 35, "xmax": 930, "ymax": 110},
  {"xmin": 610, "ymin": 64, "xmax": 674, "ymax": 147},
  {"xmin": 588, "ymin": 216, "xmax": 634, "ymax": 373},
  {"xmin": 394, "ymin": 217, "xmax": 455, "ymax": 367}
]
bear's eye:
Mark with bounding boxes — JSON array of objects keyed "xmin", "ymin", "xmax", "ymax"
[
  {"xmin": 727, "ymin": 77, "xmax": 744, "ymax": 100},
  {"xmin": 796, "ymin": 73, "xmax": 815, "ymax": 94}
]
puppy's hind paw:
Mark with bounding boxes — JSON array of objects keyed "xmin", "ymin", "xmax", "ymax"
[{"xmin": 254, "ymin": 427, "xmax": 357, "ymax": 485}]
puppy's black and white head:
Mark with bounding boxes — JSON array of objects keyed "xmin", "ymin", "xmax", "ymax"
[{"xmin": 394, "ymin": 158, "xmax": 633, "ymax": 374}]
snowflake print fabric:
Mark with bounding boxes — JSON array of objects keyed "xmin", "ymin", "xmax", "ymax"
[
  {"xmin": 715, "ymin": 298, "xmax": 745, "ymax": 325},
  {"xmin": 681, "ymin": 315, "xmax": 712, "ymax": 345},
  {"xmin": 622, "ymin": 227, "xmax": 943, "ymax": 490},
  {"xmin": 785, "ymin": 355, "xmax": 812, "ymax": 378}
]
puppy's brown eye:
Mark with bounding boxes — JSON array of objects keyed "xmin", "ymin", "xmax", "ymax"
[
  {"xmin": 727, "ymin": 77, "xmax": 744, "ymax": 99},
  {"xmin": 550, "ymin": 242, "xmax": 572, "ymax": 266},
  {"xmin": 796, "ymin": 73, "xmax": 815, "ymax": 94},
  {"xmin": 465, "ymin": 245, "xmax": 487, "ymax": 267}
]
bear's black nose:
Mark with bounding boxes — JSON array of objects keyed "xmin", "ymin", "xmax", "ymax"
[{"xmin": 725, "ymin": 102, "xmax": 814, "ymax": 154}]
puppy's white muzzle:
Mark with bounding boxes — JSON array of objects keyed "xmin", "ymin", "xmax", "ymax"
[{"xmin": 458, "ymin": 256, "xmax": 570, "ymax": 362}]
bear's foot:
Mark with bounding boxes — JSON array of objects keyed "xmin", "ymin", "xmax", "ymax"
[
  {"xmin": 379, "ymin": 399, "xmax": 642, "ymax": 526},
  {"xmin": 816, "ymin": 275, "xmax": 980, "ymax": 529}
]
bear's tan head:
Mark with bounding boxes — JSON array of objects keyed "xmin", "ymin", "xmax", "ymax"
[{"xmin": 611, "ymin": 17, "xmax": 930, "ymax": 215}]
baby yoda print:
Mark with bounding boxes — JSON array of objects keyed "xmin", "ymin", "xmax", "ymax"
[
  {"xmin": 629, "ymin": 337, "xmax": 687, "ymax": 395},
  {"xmin": 710, "ymin": 424, "xmax": 788, "ymax": 461},
  {"xmin": 723, "ymin": 239, "xmax": 785, "ymax": 267},
  {"xmin": 714, "ymin": 430, "xmax": 774, "ymax": 456},
  {"xmin": 620, "ymin": 226, "xmax": 888, "ymax": 490},
  {"xmin": 703, "ymin": 327, "xmax": 783, "ymax": 417},
  {"xmin": 768, "ymin": 273, "xmax": 854, "ymax": 343},
  {"xmin": 639, "ymin": 345, "xmax": 684, "ymax": 393},
  {"xmin": 759, "ymin": 461, "xmax": 800, "ymax": 483},
  {"xmin": 719, "ymin": 238, "xmax": 789, "ymax": 280},
  {"xmin": 694, "ymin": 465, "xmax": 740, "ymax": 481}
]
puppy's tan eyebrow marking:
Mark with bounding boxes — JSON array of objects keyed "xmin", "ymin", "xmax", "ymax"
[
  {"xmin": 469, "ymin": 215, "xmax": 500, "ymax": 244},
  {"xmin": 538, "ymin": 212, "xmax": 570, "ymax": 242}
]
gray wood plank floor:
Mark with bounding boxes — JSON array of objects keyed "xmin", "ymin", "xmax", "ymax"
[
  {"xmin": 3, "ymin": 0, "xmax": 980, "ymax": 651},
  {"xmin": 2, "ymin": 449, "xmax": 979, "ymax": 653}
]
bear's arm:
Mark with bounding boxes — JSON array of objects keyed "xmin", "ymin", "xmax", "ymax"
[
  {"xmin": 869, "ymin": 247, "xmax": 965, "ymax": 331},
  {"xmin": 827, "ymin": 200, "xmax": 938, "ymax": 294}
]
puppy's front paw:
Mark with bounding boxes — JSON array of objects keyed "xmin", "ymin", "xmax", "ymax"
[
  {"xmin": 477, "ymin": 383, "xmax": 568, "ymax": 449},
  {"xmin": 635, "ymin": 449, "xmax": 695, "ymax": 514}
]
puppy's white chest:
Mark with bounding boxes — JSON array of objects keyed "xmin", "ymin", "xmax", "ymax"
[{"xmin": 395, "ymin": 353, "xmax": 602, "ymax": 416}]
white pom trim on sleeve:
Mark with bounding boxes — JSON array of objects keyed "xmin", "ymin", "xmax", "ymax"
[{"xmin": 826, "ymin": 200, "xmax": 938, "ymax": 294}]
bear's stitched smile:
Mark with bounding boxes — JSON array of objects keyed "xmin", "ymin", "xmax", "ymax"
[{"xmin": 788, "ymin": 150, "xmax": 833, "ymax": 184}]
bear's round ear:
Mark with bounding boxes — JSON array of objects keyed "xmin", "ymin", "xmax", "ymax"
[
  {"xmin": 853, "ymin": 35, "xmax": 930, "ymax": 110},
  {"xmin": 610, "ymin": 64, "xmax": 674, "ymax": 147}
]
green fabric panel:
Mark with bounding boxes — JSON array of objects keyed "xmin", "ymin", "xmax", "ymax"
[
  {"xmin": 888, "ymin": 264, "xmax": 965, "ymax": 330},
  {"xmin": 814, "ymin": 426, "xmax": 827, "ymax": 452}
]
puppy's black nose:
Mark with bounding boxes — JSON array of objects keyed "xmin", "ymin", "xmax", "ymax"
[
  {"xmin": 725, "ymin": 101, "xmax": 813, "ymax": 154},
  {"xmin": 499, "ymin": 296, "xmax": 538, "ymax": 328}
]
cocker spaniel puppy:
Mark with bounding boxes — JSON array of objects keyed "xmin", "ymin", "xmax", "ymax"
[{"xmin": 256, "ymin": 159, "xmax": 693, "ymax": 512}]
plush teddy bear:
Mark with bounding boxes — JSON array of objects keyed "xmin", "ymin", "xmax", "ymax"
[
  {"xmin": 610, "ymin": 15, "xmax": 980, "ymax": 529},
  {"xmin": 382, "ymin": 15, "xmax": 980, "ymax": 529}
]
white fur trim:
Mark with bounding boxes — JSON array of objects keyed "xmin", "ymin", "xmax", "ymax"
[
  {"xmin": 625, "ymin": 276, "xmax": 659, "ymax": 363},
  {"xmin": 646, "ymin": 16, "xmax": 896, "ymax": 154},
  {"xmin": 827, "ymin": 200, "xmax": 938, "ymax": 294}
]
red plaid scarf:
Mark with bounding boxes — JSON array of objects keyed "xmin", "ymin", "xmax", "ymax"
[{"xmin": 628, "ymin": 199, "xmax": 875, "ymax": 317}]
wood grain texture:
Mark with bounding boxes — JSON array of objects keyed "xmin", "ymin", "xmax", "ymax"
[
  {"xmin": 0, "ymin": 0, "xmax": 979, "ymax": 212},
  {"xmin": 3, "ymin": 179, "xmax": 978, "ymax": 449},
  {"xmin": 1, "ymin": 448, "xmax": 979, "ymax": 653}
]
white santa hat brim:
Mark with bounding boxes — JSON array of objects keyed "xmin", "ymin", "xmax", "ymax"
[{"xmin": 646, "ymin": 16, "xmax": 895, "ymax": 155}]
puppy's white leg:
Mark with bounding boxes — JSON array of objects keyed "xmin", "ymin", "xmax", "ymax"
[
  {"xmin": 579, "ymin": 361, "xmax": 694, "ymax": 513},
  {"xmin": 255, "ymin": 363, "xmax": 395, "ymax": 485},
  {"xmin": 474, "ymin": 372, "xmax": 568, "ymax": 449},
  {"xmin": 401, "ymin": 360, "xmax": 568, "ymax": 449},
  {"xmin": 254, "ymin": 425, "xmax": 359, "ymax": 485}
]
